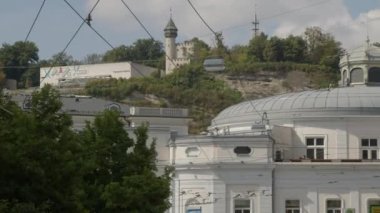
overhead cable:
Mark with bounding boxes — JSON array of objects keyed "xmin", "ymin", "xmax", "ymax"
[
  {"xmin": 119, "ymin": 0, "xmax": 177, "ymax": 72},
  {"xmin": 120, "ymin": 0, "xmax": 155, "ymax": 40},
  {"xmin": 186, "ymin": 0, "xmax": 218, "ymax": 36},
  {"xmin": 63, "ymin": 0, "xmax": 114, "ymax": 49},
  {"xmin": 39, "ymin": 0, "xmax": 101, "ymax": 86},
  {"xmin": 25, "ymin": 0, "xmax": 47, "ymax": 42}
]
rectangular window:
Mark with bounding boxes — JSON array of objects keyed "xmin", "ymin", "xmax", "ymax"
[
  {"xmin": 234, "ymin": 199, "xmax": 251, "ymax": 213},
  {"xmin": 361, "ymin": 138, "xmax": 378, "ymax": 160},
  {"xmin": 286, "ymin": 200, "xmax": 300, "ymax": 213},
  {"xmin": 368, "ymin": 199, "xmax": 380, "ymax": 213},
  {"xmin": 326, "ymin": 199, "xmax": 342, "ymax": 213},
  {"xmin": 187, "ymin": 209, "xmax": 201, "ymax": 213},
  {"xmin": 306, "ymin": 137, "xmax": 325, "ymax": 159}
]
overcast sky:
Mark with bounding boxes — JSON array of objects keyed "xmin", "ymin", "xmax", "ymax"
[{"xmin": 1, "ymin": 0, "xmax": 380, "ymax": 60}]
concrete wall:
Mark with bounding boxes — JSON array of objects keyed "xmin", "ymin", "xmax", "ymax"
[
  {"xmin": 40, "ymin": 62, "xmax": 155, "ymax": 87},
  {"xmin": 275, "ymin": 165, "xmax": 380, "ymax": 213}
]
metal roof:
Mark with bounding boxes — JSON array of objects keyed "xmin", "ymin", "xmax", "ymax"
[
  {"xmin": 211, "ymin": 86, "xmax": 380, "ymax": 129},
  {"xmin": 340, "ymin": 43, "xmax": 380, "ymax": 66},
  {"xmin": 11, "ymin": 94, "xmax": 188, "ymax": 118}
]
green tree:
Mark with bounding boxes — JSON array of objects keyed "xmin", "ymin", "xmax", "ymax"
[
  {"xmin": 83, "ymin": 53, "xmax": 103, "ymax": 64},
  {"xmin": 283, "ymin": 35, "xmax": 307, "ymax": 62},
  {"xmin": 263, "ymin": 36, "xmax": 284, "ymax": 62},
  {"xmin": 103, "ymin": 39, "xmax": 164, "ymax": 68},
  {"xmin": 46, "ymin": 52, "xmax": 80, "ymax": 66},
  {"xmin": 101, "ymin": 125, "xmax": 171, "ymax": 212},
  {"xmin": 0, "ymin": 85, "xmax": 84, "ymax": 212},
  {"xmin": 103, "ymin": 45, "xmax": 131, "ymax": 62},
  {"xmin": 190, "ymin": 37, "xmax": 211, "ymax": 62},
  {"xmin": 0, "ymin": 70, "xmax": 5, "ymax": 87},
  {"xmin": 304, "ymin": 26, "xmax": 342, "ymax": 69},
  {"xmin": 229, "ymin": 45, "xmax": 249, "ymax": 64},
  {"xmin": 0, "ymin": 41, "xmax": 39, "ymax": 87},
  {"xmin": 248, "ymin": 32, "xmax": 268, "ymax": 61},
  {"xmin": 211, "ymin": 32, "xmax": 228, "ymax": 57},
  {"xmin": 80, "ymin": 111, "xmax": 171, "ymax": 212}
]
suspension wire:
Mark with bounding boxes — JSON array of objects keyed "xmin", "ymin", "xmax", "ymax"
[
  {"xmin": 186, "ymin": 0, "xmax": 217, "ymax": 36},
  {"xmin": 193, "ymin": 0, "xmax": 332, "ymax": 40},
  {"xmin": 25, "ymin": 0, "xmax": 47, "ymax": 42},
  {"xmin": 120, "ymin": 0, "xmax": 154, "ymax": 40},
  {"xmin": 63, "ymin": 0, "xmax": 114, "ymax": 49},
  {"xmin": 119, "ymin": 0, "xmax": 177, "ymax": 73},
  {"xmin": 185, "ymin": 0, "xmax": 265, "ymax": 124},
  {"xmin": 39, "ymin": 22, "xmax": 85, "ymax": 86},
  {"xmin": 39, "ymin": 0, "xmax": 101, "ymax": 87}
]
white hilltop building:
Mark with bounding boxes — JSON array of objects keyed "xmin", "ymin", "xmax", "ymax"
[
  {"xmin": 39, "ymin": 62, "xmax": 156, "ymax": 88},
  {"xmin": 168, "ymin": 42, "xmax": 380, "ymax": 213},
  {"xmin": 164, "ymin": 17, "xmax": 194, "ymax": 75}
]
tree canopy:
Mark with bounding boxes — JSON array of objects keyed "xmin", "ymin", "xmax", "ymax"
[
  {"xmin": 0, "ymin": 41, "xmax": 39, "ymax": 87},
  {"xmin": 103, "ymin": 39, "xmax": 164, "ymax": 68},
  {"xmin": 0, "ymin": 85, "xmax": 172, "ymax": 212}
]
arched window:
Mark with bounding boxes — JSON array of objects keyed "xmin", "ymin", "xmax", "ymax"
[
  {"xmin": 368, "ymin": 67, "xmax": 380, "ymax": 83},
  {"xmin": 350, "ymin": 68, "xmax": 364, "ymax": 83}
]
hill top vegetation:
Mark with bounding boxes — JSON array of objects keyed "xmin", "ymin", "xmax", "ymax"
[
  {"xmin": 84, "ymin": 26, "xmax": 342, "ymax": 132},
  {"xmin": 0, "ymin": 26, "xmax": 344, "ymax": 132}
]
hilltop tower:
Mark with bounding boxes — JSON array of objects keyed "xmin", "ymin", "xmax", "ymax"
[{"xmin": 164, "ymin": 17, "xmax": 178, "ymax": 75}]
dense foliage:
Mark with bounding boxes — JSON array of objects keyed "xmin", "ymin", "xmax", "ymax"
[
  {"xmin": 0, "ymin": 86, "xmax": 172, "ymax": 212},
  {"xmin": 0, "ymin": 41, "xmax": 39, "ymax": 87},
  {"xmin": 85, "ymin": 63, "xmax": 242, "ymax": 133},
  {"xmin": 244, "ymin": 27, "xmax": 342, "ymax": 68},
  {"xmin": 102, "ymin": 39, "xmax": 164, "ymax": 68}
]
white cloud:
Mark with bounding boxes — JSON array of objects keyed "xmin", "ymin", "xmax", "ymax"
[{"xmin": 84, "ymin": 0, "xmax": 380, "ymax": 50}]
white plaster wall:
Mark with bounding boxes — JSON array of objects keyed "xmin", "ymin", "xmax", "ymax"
[
  {"xmin": 275, "ymin": 166, "xmax": 380, "ymax": 213},
  {"xmin": 346, "ymin": 118, "xmax": 380, "ymax": 159},
  {"xmin": 280, "ymin": 117, "xmax": 380, "ymax": 160},
  {"xmin": 174, "ymin": 142, "xmax": 270, "ymax": 165},
  {"xmin": 40, "ymin": 62, "xmax": 132, "ymax": 87},
  {"xmin": 165, "ymin": 37, "xmax": 177, "ymax": 75},
  {"xmin": 173, "ymin": 168, "xmax": 272, "ymax": 213}
]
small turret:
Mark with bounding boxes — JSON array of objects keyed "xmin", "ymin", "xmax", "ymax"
[{"xmin": 164, "ymin": 18, "xmax": 178, "ymax": 38}]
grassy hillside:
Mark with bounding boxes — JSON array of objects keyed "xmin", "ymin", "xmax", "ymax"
[{"xmin": 85, "ymin": 62, "xmax": 337, "ymax": 133}]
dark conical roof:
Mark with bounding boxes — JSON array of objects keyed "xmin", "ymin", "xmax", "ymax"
[{"xmin": 164, "ymin": 18, "xmax": 178, "ymax": 38}]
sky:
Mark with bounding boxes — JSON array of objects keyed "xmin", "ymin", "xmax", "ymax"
[{"xmin": 1, "ymin": 0, "xmax": 380, "ymax": 60}]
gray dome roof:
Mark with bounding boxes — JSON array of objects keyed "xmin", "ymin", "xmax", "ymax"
[
  {"xmin": 210, "ymin": 86, "xmax": 380, "ymax": 129},
  {"xmin": 340, "ymin": 43, "xmax": 380, "ymax": 66}
]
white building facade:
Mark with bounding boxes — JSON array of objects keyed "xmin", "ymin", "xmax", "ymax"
[
  {"xmin": 40, "ymin": 62, "xmax": 156, "ymax": 88},
  {"xmin": 169, "ymin": 43, "xmax": 380, "ymax": 213}
]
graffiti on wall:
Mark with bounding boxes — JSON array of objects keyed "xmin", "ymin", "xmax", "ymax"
[{"xmin": 42, "ymin": 65, "xmax": 88, "ymax": 79}]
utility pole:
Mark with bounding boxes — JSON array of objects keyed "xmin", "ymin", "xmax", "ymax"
[{"xmin": 252, "ymin": 13, "xmax": 260, "ymax": 38}]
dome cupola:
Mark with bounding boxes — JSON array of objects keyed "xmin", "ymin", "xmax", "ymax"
[{"xmin": 340, "ymin": 42, "xmax": 380, "ymax": 86}]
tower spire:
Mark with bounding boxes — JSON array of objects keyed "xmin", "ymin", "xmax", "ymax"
[{"xmin": 252, "ymin": 2, "xmax": 260, "ymax": 37}]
